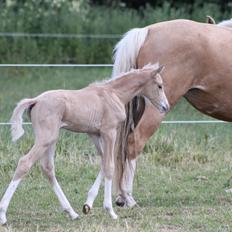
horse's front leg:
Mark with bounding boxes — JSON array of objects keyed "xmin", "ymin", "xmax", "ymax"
[
  {"xmin": 83, "ymin": 170, "xmax": 103, "ymax": 214},
  {"xmin": 116, "ymin": 100, "xmax": 164, "ymax": 207},
  {"xmin": 101, "ymin": 129, "xmax": 118, "ymax": 219}
]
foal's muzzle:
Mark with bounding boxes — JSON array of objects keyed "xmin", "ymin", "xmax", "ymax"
[{"xmin": 160, "ymin": 102, "xmax": 169, "ymax": 113}]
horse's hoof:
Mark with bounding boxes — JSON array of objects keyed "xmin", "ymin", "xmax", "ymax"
[
  {"xmin": 115, "ymin": 199, "xmax": 125, "ymax": 207},
  {"xmin": 0, "ymin": 210, "xmax": 7, "ymax": 225},
  {"xmin": 115, "ymin": 196, "xmax": 125, "ymax": 207},
  {"xmin": 111, "ymin": 213, "xmax": 118, "ymax": 220},
  {"xmin": 126, "ymin": 199, "xmax": 137, "ymax": 208},
  {"xmin": 82, "ymin": 204, "xmax": 91, "ymax": 214},
  {"xmin": 70, "ymin": 212, "xmax": 79, "ymax": 220},
  {"xmin": 0, "ymin": 216, "xmax": 7, "ymax": 226},
  {"xmin": 0, "ymin": 221, "xmax": 6, "ymax": 226}
]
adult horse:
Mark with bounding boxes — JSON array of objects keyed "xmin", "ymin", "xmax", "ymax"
[{"xmin": 112, "ymin": 19, "xmax": 232, "ymax": 207}]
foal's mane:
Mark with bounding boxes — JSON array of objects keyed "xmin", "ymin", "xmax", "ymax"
[{"xmin": 89, "ymin": 63, "xmax": 159, "ymax": 87}]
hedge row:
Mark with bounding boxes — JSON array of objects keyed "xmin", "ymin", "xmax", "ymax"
[{"xmin": 0, "ymin": 1, "xmax": 230, "ymax": 63}]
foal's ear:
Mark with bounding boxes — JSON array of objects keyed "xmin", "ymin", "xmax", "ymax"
[
  {"xmin": 152, "ymin": 65, "xmax": 165, "ymax": 76},
  {"xmin": 157, "ymin": 65, "xmax": 165, "ymax": 74},
  {"xmin": 152, "ymin": 65, "xmax": 165, "ymax": 77}
]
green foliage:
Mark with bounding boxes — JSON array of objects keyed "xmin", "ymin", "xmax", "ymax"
[
  {"xmin": 0, "ymin": 1, "xmax": 231, "ymax": 64},
  {"xmin": 91, "ymin": 0, "xmax": 232, "ymax": 13}
]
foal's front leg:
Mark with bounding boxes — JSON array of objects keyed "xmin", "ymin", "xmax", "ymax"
[
  {"xmin": 83, "ymin": 135, "xmax": 104, "ymax": 214},
  {"xmin": 101, "ymin": 129, "xmax": 118, "ymax": 219},
  {"xmin": 83, "ymin": 131, "xmax": 118, "ymax": 219},
  {"xmin": 83, "ymin": 170, "xmax": 103, "ymax": 214}
]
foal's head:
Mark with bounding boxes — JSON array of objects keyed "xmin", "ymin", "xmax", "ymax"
[{"xmin": 141, "ymin": 64, "xmax": 169, "ymax": 113}]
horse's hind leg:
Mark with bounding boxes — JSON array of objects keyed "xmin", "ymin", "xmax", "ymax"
[
  {"xmin": 0, "ymin": 113, "xmax": 61, "ymax": 225},
  {"xmin": 0, "ymin": 142, "xmax": 52, "ymax": 225},
  {"xmin": 40, "ymin": 144, "xmax": 79, "ymax": 219},
  {"xmin": 116, "ymin": 100, "xmax": 164, "ymax": 208}
]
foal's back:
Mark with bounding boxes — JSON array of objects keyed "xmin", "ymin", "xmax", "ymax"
[{"xmin": 30, "ymin": 86, "xmax": 125, "ymax": 134}]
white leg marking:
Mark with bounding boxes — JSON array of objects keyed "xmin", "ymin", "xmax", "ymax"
[
  {"xmin": 225, "ymin": 188, "xmax": 232, "ymax": 193},
  {"xmin": 40, "ymin": 145, "xmax": 79, "ymax": 220},
  {"xmin": 85, "ymin": 170, "xmax": 103, "ymax": 208},
  {"xmin": 104, "ymin": 178, "xmax": 118, "ymax": 219},
  {"xmin": 52, "ymin": 179, "xmax": 79, "ymax": 219},
  {"xmin": 0, "ymin": 179, "xmax": 21, "ymax": 225}
]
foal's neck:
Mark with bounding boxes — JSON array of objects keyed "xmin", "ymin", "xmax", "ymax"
[{"xmin": 108, "ymin": 71, "xmax": 149, "ymax": 104}]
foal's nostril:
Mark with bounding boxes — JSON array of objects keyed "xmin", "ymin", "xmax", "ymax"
[
  {"xmin": 162, "ymin": 105, "xmax": 167, "ymax": 112},
  {"xmin": 161, "ymin": 103, "xmax": 169, "ymax": 113}
]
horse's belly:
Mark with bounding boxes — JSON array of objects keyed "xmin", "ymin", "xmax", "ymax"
[
  {"xmin": 62, "ymin": 120, "xmax": 101, "ymax": 134},
  {"xmin": 62, "ymin": 111, "xmax": 102, "ymax": 134},
  {"xmin": 185, "ymin": 88, "xmax": 232, "ymax": 121}
]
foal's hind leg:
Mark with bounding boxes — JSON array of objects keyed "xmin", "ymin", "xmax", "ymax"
[
  {"xmin": 40, "ymin": 144, "xmax": 79, "ymax": 219},
  {"xmin": 0, "ymin": 143, "xmax": 52, "ymax": 225},
  {"xmin": 0, "ymin": 113, "xmax": 61, "ymax": 225}
]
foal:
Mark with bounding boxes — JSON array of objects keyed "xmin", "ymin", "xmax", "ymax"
[{"xmin": 0, "ymin": 64, "xmax": 169, "ymax": 224}]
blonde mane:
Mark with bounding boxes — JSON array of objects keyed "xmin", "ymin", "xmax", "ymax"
[
  {"xmin": 218, "ymin": 19, "xmax": 232, "ymax": 28},
  {"xmin": 90, "ymin": 63, "xmax": 160, "ymax": 87}
]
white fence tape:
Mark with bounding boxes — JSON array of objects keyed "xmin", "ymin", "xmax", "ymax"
[
  {"xmin": 162, "ymin": 120, "xmax": 227, "ymax": 124},
  {"xmin": 0, "ymin": 63, "xmax": 229, "ymax": 126},
  {"xmin": 0, "ymin": 32, "xmax": 121, "ymax": 39},
  {"xmin": 0, "ymin": 64, "xmax": 113, "ymax": 67},
  {"xmin": 0, "ymin": 121, "xmax": 227, "ymax": 126}
]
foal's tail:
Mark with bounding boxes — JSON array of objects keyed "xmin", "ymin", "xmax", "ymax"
[
  {"xmin": 112, "ymin": 27, "xmax": 148, "ymax": 77},
  {"xmin": 10, "ymin": 98, "xmax": 37, "ymax": 142}
]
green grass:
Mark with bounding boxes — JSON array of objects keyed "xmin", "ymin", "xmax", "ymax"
[{"xmin": 0, "ymin": 68, "xmax": 232, "ymax": 232}]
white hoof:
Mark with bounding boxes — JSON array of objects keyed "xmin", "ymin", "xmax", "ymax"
[
  {"xmin": 70, "ymin": 211, "xmax": 79, "ymax": 220},
  {"xmin": 64, "ymin": 208, "xmax": 79, "ymax": 220},
  {"xmin": 104, "ymin": 206, "xmax": 118, "ymax": 220},
  {"xmin": 0, "ymin": 210, "xmax": 7, "ymax": 225},
  {"xmin": 110, "ymin": 212, "xmax": 118, "ymax": 220},
  {"xmin": 225, "ymin": 188, "xmax": 232, "ymax": 193},
  {"xmin": 125, "ymin": 195, "xmax": 137, "ymax": 208}
]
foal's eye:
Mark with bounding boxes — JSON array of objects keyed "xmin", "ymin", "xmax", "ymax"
[{"xmin": 158, "ymin": 85, "xmax": 162, "ymax": 89}]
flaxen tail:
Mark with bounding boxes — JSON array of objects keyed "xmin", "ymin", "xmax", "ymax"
[
  {"xmin": 10, "ymin": 98, "xmax": 37, "ymax": 142},
  {"xmin": 112, "ymin": 27, "xmax": 148, "ymax": 77},
  {"xmin": 112, "ymin": 27, "xmax": 148, "ymax": 195}
]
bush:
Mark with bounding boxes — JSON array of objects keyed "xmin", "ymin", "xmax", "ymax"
[{"xmin": 0, "ymin": 1, "xmax": 230, "ymax": 63}]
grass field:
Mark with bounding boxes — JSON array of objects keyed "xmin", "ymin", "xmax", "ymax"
[{"xmin": 0, "ymin": 68, "xmax": 232, "ymax": 232}]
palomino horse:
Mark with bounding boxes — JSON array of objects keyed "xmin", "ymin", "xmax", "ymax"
[
  {"xmin": 112, "ymin": 19, "xmax": 232, "ymax": 207},
  {"xmin": 0, "ymin": 64, "xmax": 169, "ymax": 224}
]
